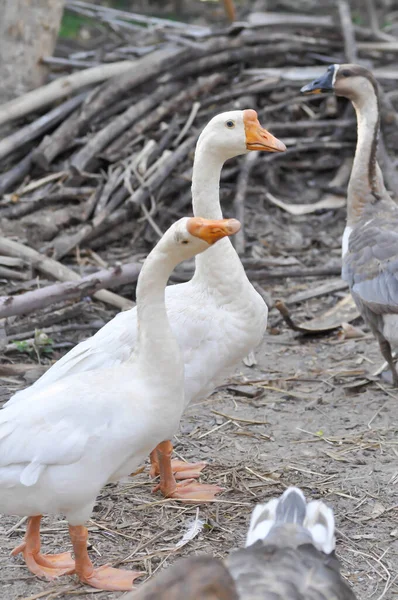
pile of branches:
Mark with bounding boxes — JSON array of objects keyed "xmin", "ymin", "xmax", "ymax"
[{"xmin": 1, "ymin": 0, "xmax": 398, "ymax": 329}]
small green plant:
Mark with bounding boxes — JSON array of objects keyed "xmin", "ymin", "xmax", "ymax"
[
  {"xmin": 12, "ymin": 340, "xmax": 30, "ymax": 353},
  {"xmin": 59, "ymin": 11, "xmax": 97, "ymax": 39},
  {"xmin": 351, "ymin": 12, "xmax": 362, "ymax": 25},
  {"xmin": 12, "ymin": 331, "xmax": 54, "ymax": 362}
]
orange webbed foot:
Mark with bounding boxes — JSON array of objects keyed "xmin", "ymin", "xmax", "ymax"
[
  {"xmin": 150, "ymin": 458, "xmax": 207, "ymax": 480},
  {"xmin": 78, "ymin": 565, "xmax": 143, "ymax": 591},
  {"xmin": 12, "ymin": 542, "xmax": 75, "ymax": 580},
  {"xmin": 158, "ymin": 479, "xmax": 223, "ymax": 502},
  {"xmin": 171, "ymin": 459, "xmax": 208, "ymax": 480}
]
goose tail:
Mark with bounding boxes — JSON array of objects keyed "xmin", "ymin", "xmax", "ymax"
[{"xmin": 246, "ymin": 487, "xmax": 335, "ymax": 554}]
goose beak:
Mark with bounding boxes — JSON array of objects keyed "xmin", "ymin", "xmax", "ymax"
[
  {"xmin": 301, "ymin": 66, "xmax": 335, "ymax": 94},
  {"xmin": 187, "ymin": 217, "xmax": 241, "ymax": 245},
  {"xmin": 243, "ymin": 109, "xmax": 286, "ymax": 153}
]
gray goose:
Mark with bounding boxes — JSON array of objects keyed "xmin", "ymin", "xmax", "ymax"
[
  {"xmin": 302, "ymin": 64, "xmax": 398, "ymax": 385},
  {"xmin": 128, "ymin": 488, "xmax": 356, "ymax": 600}
]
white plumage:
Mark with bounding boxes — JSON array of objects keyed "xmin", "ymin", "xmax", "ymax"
[
  {"xmin": 7, "ymin": 110, "xmax": 285, "ymax": 495},
  {"xmin": 0, "ymin": 217, "xmax": 239, "ymax": 590}
]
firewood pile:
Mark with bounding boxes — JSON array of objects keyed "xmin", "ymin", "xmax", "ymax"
[{"xmin": 0, "ymin": 0, "xmax": 398, "ymax": 335}]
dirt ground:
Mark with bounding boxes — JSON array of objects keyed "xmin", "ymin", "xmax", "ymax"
[{"xmin": 1, "ymin": 193, "xmax": 398, "ymax": 600}]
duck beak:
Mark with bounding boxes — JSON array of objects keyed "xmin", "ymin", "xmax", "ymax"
[
  {"xmin": 243, "ymin": 109, "xmax": 286, "ymax": 153},
  {"xmin": 187, "ymin": 217, "xmax": 241, "ymax": 245},
  {"xmin": 301, "ymin": 66, "xmax": 335, "ymax": 94}
]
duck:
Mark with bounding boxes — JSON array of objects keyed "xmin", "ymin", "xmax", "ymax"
[
  {"xmin": 8, "ymin": 110, "xmax": 286, "ymax": 499},
  {"xmin": 127, "ymin": 487, "xmax": 357, "ymax": 599},
  {"xmin": 0, "ymin": 216, "xmax": 240, "ymax": 591},
  {"xmin": 301, "ymin": 64, "xmax": 398, "ymax": 386}
]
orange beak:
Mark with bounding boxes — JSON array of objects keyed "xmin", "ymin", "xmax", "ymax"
[
  {"xmin": 243, "ymin": 109, "xmax": 286, "ymax": 153},
  {"xmin": 187, "ymin": 217, "xmax": 241, "ymax": 245}
]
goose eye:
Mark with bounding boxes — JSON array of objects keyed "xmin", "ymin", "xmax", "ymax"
[
  {"xmin": 225, "ymin": 120, "xmax": 235, "ymax": 129},
  {"xmin": 181, "ymin": 240, "xmax": 189, "ymax": 245},
  {"xmin": 340, "ymin": 70, "xmax": 351, "ymax": 77}
]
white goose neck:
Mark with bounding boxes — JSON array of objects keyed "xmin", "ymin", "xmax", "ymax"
[
  {"xmin": 191, "ymin": 141, "xmax": 246, "ymax": 290},
  {"xmin": 135, "ymin": 244, "xmax": 182, "ymax": 379},
  {"xmin": 191, "ymin": 143, "xmax": 224, "ymax": 219}
]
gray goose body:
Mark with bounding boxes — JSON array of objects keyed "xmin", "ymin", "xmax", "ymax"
[
  {"xmin": 129, "ymin": 488, "xmax": 356, "ymax": 600},
  {"xmin": 302, "ymin": 64, "xmax": 398, "ymax": 385},
  {"xmin": 225, "ymin": 537, "xmax": 352, "ymax": 600}
]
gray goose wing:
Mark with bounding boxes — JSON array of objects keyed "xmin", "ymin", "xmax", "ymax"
[{"xmin": 343, "ymin": 205, "xmax": 398, "ymax": 315}]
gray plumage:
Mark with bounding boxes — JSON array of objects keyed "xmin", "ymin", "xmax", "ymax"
[
  {"xmin": 226, "ymin": 487, "xmax": 355, "ymax": 600},
  {"xmin": 343, "ymin": 204, "xmax": 398, "ymax": 315},
  {"xmin": 302, "ymin": 63, "xmax": 398, "ymax": 384},
  {"xmin": 130, "ymin": 488, "xmax": 357, "ymax": 600}
]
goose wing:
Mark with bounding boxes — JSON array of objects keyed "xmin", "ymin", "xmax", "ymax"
[
  {"xmin": 0, "ymin": 378, "xmax": 111, "ymax": 486},
  {"xmin": 343, "ymin": 208, "xmax": 398, "ymax": 315}
]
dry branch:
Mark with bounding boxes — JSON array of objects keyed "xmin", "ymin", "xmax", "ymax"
[
  {"xmin": 32, "ymin": 46, "xmax": 184, "ymax": 169},
  {"xmin": 105, "ymin": 73, "xmax": 225, "ymax": 161},
  {"xmin": 70, "ymin": 82, "xmax": 181, "ymax": 172},
  {"xmin": 0, "ymin": 61, "xmax": 136, "ymax": 127},
  {"xmin": 1, "ymin": 187, "xmax": 94, "ymax": 219},
  {"xmin": 0, "ymin": 93, "xmax": 87, "ymax": 163},
  {"xmin": 233, "ymin": 152, "xmax": 259, "ymax": 255},
  {"xmin": 0, "ymin": 262, "xmax": 141, "ymax": 318},
  {"xmin": 338, "ymin": 0, "xmax": 358, "ymax": 63},
  {"xmin": 0, "ymin": 237, "xmax": 132, "ymax": 310},
  {"xmin": 0, "ymin": 153, "xmax": 33, "ymax": 196}
]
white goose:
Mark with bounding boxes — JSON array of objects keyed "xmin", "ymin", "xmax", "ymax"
[
  {"xmin": 0, "ymin": 216, "xmax": 239, "ymax": 591},
  {"xmin": 8, "ymin": 110, "xmax": 286, "ymax": 500}
]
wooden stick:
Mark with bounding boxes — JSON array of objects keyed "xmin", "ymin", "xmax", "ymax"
[
  {"xmin": 70, "ymin": 82, "xmax": 181, "ymax": 172},
  {"xmin": 0, "ymin": 265, "xmax": 30, "ymax": 281},
  {"xmin": 104, "ymin": 73, "xmax": 225, "ymax": 161},
  {"xmin": 81, "ymin": 135, "xmax": 197, "ymax": 246},
  {"xmin": 233, "ymin": 152, "xmax": 258, "ymax": 255},
  {"xmin": 0, "ymin": 262, "xmax": 141, "ymax": 318},
  {"xmin": 0, "ymin": 237, "xmax": 132, "ymax": 310},
  {"xmin": 165, "ymin": 43, "xmax": 297, "ymax": 82},
  {"xmin": 0, "ymin": 152, "xmax": 33, "ymax": 196},
  {"xmin": 6, "ymin": 302, "xmax": 88, "ymax": 337},
  {"xmin": 363, "ymin": 0, "xmax": 396, "ymax": 42},
  {"xmin": 32, "ymin": 46, "xmax": 184, "ymax": 168},
  {"xmin": 0, "ymin": 93, "xmax": 87, "ymax": 162},
  {"xmin": 338, "ymin": 0, "xmax": 358, "ymax": 63},
  {"xmin": 222, "ymin": 0, "xmax": 235, "ymax": 22},
  {"xmin": 0, "ymin": 61, "xmax": 136, "ymax": 127},
  {"xmin": 1, "ymin": 187, "xmax": 95, "ymax": 219}
]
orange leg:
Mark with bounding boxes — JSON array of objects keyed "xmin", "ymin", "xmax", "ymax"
[
  {"xmin": 11, "ymin": 516, "xmax": 75, "ymax": 580},
  {"xmin": 222, "ymin": 0, "xmax": 235, "ymax": 22},
  {"xmin": 154, "ymin": 440, "xmax": 223, "ymax": 502},
  {"xmin": 150, "ymin": 441, "xmax": 207, "ymax": 480},
  {"xmin": 69, "ymin": 525, "xmax": 142, "ymax": 591}
]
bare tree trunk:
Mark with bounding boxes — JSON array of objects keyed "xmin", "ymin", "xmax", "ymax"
[{"xmin": 0, "ymin": 0, "xmax": 65, "ymax": 104}]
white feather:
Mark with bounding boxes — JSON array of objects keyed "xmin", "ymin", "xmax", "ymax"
[{"xmin": 304, "ymin": 500, "xmax": 335, "ymax": 554}]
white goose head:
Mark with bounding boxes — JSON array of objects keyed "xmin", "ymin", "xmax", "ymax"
[
  {"xmin": 196, "ymin": 109, "xmax": 286, "ymax": 160},
  {"xmin": 160, "ymin": 216, "xmax": 241, "ymax": 263}
]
